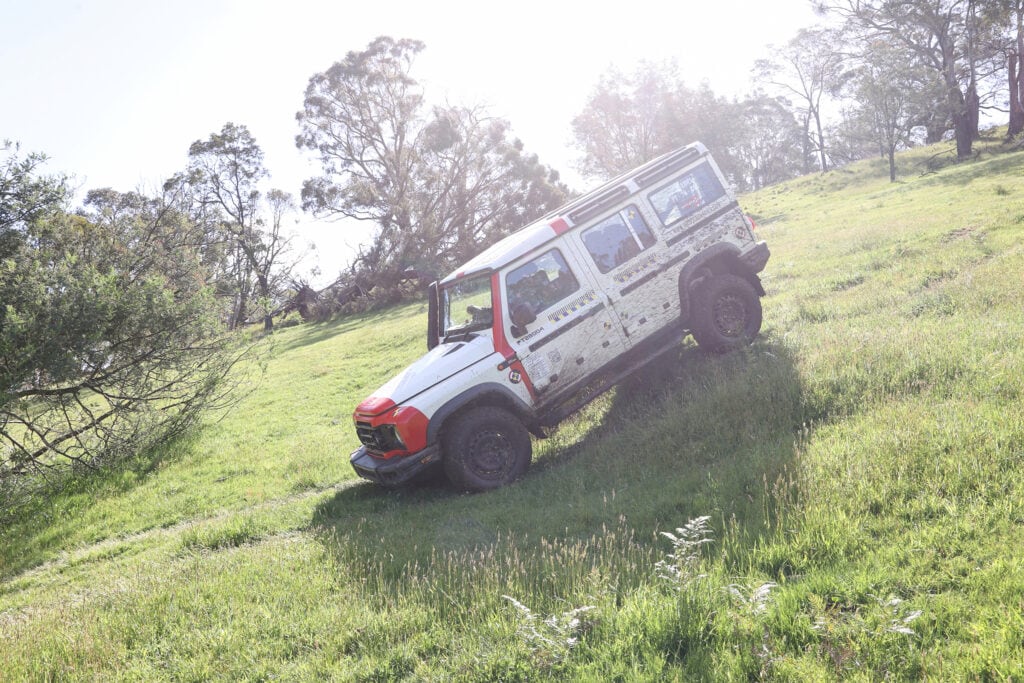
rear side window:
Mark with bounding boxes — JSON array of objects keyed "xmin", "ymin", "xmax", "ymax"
[
  {"xmin": 581, "ymin": 204, "xmax": 656, "ymax": 274},
  {"xmin": 647, "ymin": 162, "xmax": 726, "ymax": 227},
  {"xmin": 506, "ymin": 249, "xmax": 579, "ymax": 320}
]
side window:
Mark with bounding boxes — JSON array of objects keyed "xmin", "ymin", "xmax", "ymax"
[
  {"xmin": 647, "ymin": 162, "xmax": 726, "ymax": 227},
  {"xmin": 581, "ymin": 204, "xmax": 656, "ymax": 274},
  {"xmin": 506, "ymin": 249, "xmax": 579, "ymax": 326}
]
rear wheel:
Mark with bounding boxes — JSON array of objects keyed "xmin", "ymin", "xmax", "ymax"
[
  {"xmin": 442, "ymin": 406, "xmax": 532, "ymax": 492},
  {"xmin": 690, "ymin": 274, "xmax": 762, "ymax": 352}
]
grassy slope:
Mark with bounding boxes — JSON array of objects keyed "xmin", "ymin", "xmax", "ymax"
[{"xmin": 2, "ymin": 136, "xmax": 1023, "ymax": 680}]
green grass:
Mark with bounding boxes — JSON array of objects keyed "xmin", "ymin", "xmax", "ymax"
[{"xmin": 3, "ymin": 133, "xmax": 1024, "ymax": 680}]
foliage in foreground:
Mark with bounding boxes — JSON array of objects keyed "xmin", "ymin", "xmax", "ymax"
[
  {"xmin": 1, "ymin": 135, "xmax": 1023, "ymax": 680},
  {"xmin": 1, "ymin": 146, "xmax": 250, "ymax": 511}
]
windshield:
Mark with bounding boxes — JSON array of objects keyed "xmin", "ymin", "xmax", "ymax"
[{"xmin": 441, "ymin": 275, "xmax": 494, "ymax": 339}]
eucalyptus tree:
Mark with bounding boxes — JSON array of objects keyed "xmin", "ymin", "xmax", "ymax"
[
  {"xmin": 754, "ymin": 27, "xmax": 849, "ymax": 173},
  {"xmin": 1006, "ymin": 0, "xmax": 1024, "ymax": 135},
  {"xmin": 571, "ymin": 61, "xmax": 679, "ymax": 178},
  {"xmin": 175, "ymin": 123, "xmax": 299, "ymax": 331},
  {"xmin": 983, "ymin": 0, "xmax": 1024, "ymax": 135},
  {"xmin": 730, "ymin": 94, "xmax": 807, "ymax": 190},
  {"xmin": 570, "ymin": 61, "xmax": 740, "ymax": 182},
  {"xmin": 853, "ymin": 38, "xmax": 922, "ymax": 181},
  {"xmin": 817, "ymin": 0, "xmax": 1003, "ymax": 159},
  {"xmin": 296, "ymin": 36, "xmax": 567, "ymax": 288}
]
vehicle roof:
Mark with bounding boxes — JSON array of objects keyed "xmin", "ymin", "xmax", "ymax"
[
  {"xmin": 438, "ymin": 216, "xmax": 563, "ymax": 285},
  {"xmin": 438, "ymin": 141, "xmax": 708, "ymax": 286}
]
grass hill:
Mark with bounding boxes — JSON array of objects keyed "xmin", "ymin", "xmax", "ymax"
[{"xmin": 2, "ymin": 135, "xmax": 1023, "ymax": 680}]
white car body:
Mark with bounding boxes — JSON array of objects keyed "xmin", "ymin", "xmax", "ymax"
[{"xmin": 350, "ymin": 142, "xmax": 769, "ymax": 488}]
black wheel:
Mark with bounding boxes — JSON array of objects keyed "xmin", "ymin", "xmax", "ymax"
[
  {"xmin": 690, "ymin": 273, "xmax": 762, "ymax": 352},
  {"xmin": 442, "ymin": 407, "xmax": 532, "ymax": 491}
]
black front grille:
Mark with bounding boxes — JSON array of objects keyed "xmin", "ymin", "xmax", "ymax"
[
  {"xmin": 355, "ymin": 421, "xmax": 383, "ymax": 451},
  {"xmin": 355, "ymin": 421, "xmax": 403, "ymax": 453}
]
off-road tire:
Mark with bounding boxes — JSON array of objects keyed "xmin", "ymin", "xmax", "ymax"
[
  {"xmin": 442, "ymin": 406, "xmax": 532, "ymax": 492},
  {"xmin": 690, "ymin": 273, "xmax": 762, "ymax": 352}
]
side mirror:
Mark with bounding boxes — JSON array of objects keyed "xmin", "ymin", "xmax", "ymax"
[
  {"xmin": 510, "ymin": 303, "xmax": 537, "ymax": 327},
  {"xmin": 510, "ymin": 303, "xmax": 537, "ymax": 338},
  {"xmin": 466, "ymin": 304, "xmax": 492, "ymax": 326},
  {"xmin": 427, "ymin": 282, "xmax": 440, "ymax": 350}
]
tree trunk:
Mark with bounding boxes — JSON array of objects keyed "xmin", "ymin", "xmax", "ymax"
[
  {"xmin": 801, "ymin": 112, "xmax": 814, "ymax": 175},
  {"xmin": 966, "ymin": 80, "xmax": 980, "ymax": 141},
  {"xmin": 232, "ymin": 291, "xmax": 248, "ymax": 330},
  {"xmin": 966, "ymin": 0, "xmax": 980, "ymax": 142},
  {"xmin": 1018, "ymin": 22, "xmax": 1024, "ymax": 134},
  {"xmin": 257, "ymin": 273, "xmax": 274, "ymax": 332},
  {"xmin": 1011, "ymin": 50, "xmax": 1024, "ymax": 137},
  {"xmin": 813, "ymin": 108, "xmax": 828, "ymax": 173},
  {"xmin": 939, "ymin": 32, "xmax": 972, "ymax": 160},
  {"xmin": 950, "ymin": 86, "xmax": 973, "ymax": 159},
  {"xmin": 954, "ymin": 113, "xmax": 973, "ymax": 159}
]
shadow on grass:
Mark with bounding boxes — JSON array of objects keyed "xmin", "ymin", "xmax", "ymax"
[{"xmin": 309, "ymin": 336, "xmax": 808, "ymax": 584}]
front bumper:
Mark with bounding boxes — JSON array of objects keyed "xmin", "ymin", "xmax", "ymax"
[
  {"xmin": 741, "ymin": 241, "xmax": 770, "ymax": 274},
  {"xmin": 349, "ymin": 443, "xmax": 441, "ymax": 486}
]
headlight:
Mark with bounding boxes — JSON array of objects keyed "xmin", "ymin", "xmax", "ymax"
[{"xmin": 378, "ymin": 424, "xmax": 407, "ymax": 451}]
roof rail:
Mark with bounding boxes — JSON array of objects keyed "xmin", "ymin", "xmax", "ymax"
[
  {"xmin": 568, "ymin": 186, "xmax": 630, "ymax": 224},
  {"xmin": 634, "ymin": 147, "xmax": 702, "ymax": 188},
  {"xmin": 543, "ymin": 142, "xmax": 705, "ymax": 226}
]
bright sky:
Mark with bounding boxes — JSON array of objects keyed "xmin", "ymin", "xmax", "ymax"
[{"xmin": 2, "ymin": 0, "xmax": 819, "ymax": 285}]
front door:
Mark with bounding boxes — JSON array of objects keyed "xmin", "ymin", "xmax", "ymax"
[{"xmin": 500, "ymin": 246, "xmax": 627, "ymax": 400}]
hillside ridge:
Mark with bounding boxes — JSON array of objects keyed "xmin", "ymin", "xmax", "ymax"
[{"xmin": 2, "ymin": 135, "xmax": 1023, "ymax": 680}]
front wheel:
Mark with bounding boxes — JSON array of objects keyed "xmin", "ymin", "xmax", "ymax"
[
  {"xmin": 690, "ymin": 274, "xmax": 762, "ymax": 352},
  {"xmin": 442, "ymin": 407, "xmax": 532, "ymax": 492}
]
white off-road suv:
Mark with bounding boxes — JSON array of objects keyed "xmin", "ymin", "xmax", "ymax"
[{"xmin": 350, "ymin": 142, "xmax": 769, "ymax": 491}]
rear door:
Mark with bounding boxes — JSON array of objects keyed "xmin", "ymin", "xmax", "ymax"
[
  {"xmin": 499, "ymin": 245, "xmax": 627, "ymax": 399},
  {"xmin": 567, "ymin": 203, "xmax": 677, "ymax": 344}
]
